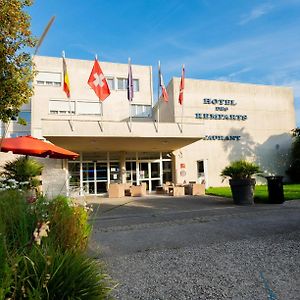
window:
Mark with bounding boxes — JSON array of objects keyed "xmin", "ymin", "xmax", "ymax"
[
  {"xmin": 131, "ymin": 104, "xmax": 152, "ymax": 118},
  {"xmin": 77, "ymin": 101, "xmax": 101, "ymax": 115},
  {"xmin": 49, "ymin": 100, "xmax": 75, "ymax": 115},
  {"xmin": 117, "ymin": 78, "xmax": 127, "ymax": 90},
  {"xmin": 117, "ymin": 78, "xmax": 139, "ymax": 92},
  {"xmin": 107, "ymin": 78, "xmax": 114, "ymax": 90},
  {"xmin": 18, "ymin": 111, "xmax": 31, "ymax": 123},
  {"xmin": 133, "ymin": 79, "xmax": 139, "ymax": 92},
  {"xmin": 11, "ymin": 111, "xmax": 31, "ymax": 123},
  {"xmin": 36, "ymin": 72, "xmax": 61, "ymax": 86}
]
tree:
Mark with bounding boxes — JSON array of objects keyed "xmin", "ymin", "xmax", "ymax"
[
  {"xmin": 286, "ymin": 127, "xmax": 300, "ymax": 182},
  {"xmin": 0, "ymin": 0, "xmax": 36, "ymax": 123}
]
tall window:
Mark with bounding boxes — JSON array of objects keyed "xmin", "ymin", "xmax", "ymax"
[
  {"xmin": 117, "ymin": 78, "xmax": 139, "ymax": 92},
  {"xmin": 12, "ymin": 111, "xmax": 31, "ymax": 123},
  {"xmin": 133, "ymin": 79, "xmax": 139, "ymax": 92},
  {"xmin": 117, "ymin": 78, "xmax": 127, "ymax": 90},
  {"xmin": 106, "ymin": 78, "xmax": 114, "ymax": 90}
]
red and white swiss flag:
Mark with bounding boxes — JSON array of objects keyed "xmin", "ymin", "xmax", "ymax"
[{"xmin": 88, "ymin": 58, "xmax": 110, "ymax": 101}]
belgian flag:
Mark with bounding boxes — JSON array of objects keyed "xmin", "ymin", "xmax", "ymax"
[{"xmin": 62, "ymin": 55, "xmax": 71, "ymax": 98}]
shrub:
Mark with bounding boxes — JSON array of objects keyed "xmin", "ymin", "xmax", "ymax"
[
  {"xmin": 0, "ymin": 190, "xmax": 36, "ymax": 251},
  {"xmin": 286, "ymin": 159, "xmax": 300, "ymax": 183},
  {"xmin": 0, "ymin": 222, "xmax": 13, "ymax": 299},
  {"xmin": 1, "ymin": 157, "xmax": 43, "ymax": 190},
  {"xmin": 0, "ymin": 191, "xmax": 112, "ymax": 299},
  {"xmin": 34, "ymin": 195, "xmax": 92, "ymax": 252},
  {"xmin": 221, "ymin": 160, "xmax": 260, "ymax": 180},
  {"xmin": 286, "ymin": 129, "xmax": 300, "ymax": 183}
]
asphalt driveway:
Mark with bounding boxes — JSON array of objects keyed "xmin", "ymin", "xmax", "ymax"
[{"xmin": 88, "ymin": 195, "xmax": 300, "ymax": 299}]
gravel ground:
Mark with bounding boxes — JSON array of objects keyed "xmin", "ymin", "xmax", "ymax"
[
  {"xmin": 89, "ymin": 198, "xmax": 300, "ymax": 299},
  {"xmin": 105, "ymin": 232, "xmax": 300, "ymax": 300}
]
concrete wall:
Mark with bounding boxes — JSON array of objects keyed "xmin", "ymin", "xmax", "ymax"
[
  {"xmin": 161, "ymin": 78, "xmax": 296, "ymax": 186},
  {"xmin": 156, "ymin": 81, "xmax": 175, "ymax": 123},
  {"xmin": 36, "ymin": 158, "xmax": 68, "ymax": 198},
  {"xmin": 0, "ymin": 153, "xmax": 66, "ymax": 198},
  {"xmin": 31, "ymin": 56, "xmax": 153, "ymax": 138}
]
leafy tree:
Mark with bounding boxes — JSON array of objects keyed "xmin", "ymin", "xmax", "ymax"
[
  {"xmin": 0, "ymin": 0, "xmax": 36, "ymax": 123},
  {"xmin": 286, "ymin": 127, "xmax": 300, "ymax": 182}
]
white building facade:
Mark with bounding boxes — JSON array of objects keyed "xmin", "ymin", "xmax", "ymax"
[{"xmin": 1, "ymin": 56, "xmax": 296, "ymax": 197}]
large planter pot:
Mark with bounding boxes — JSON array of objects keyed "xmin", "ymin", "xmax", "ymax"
[{"xmin": 229, "ymin": 178, "xmax": 256, "ymax": 205}]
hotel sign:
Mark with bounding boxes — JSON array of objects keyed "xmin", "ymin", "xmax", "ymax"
[{"xmin": 195, "ymin": 98, "xmax": 247, "ymax": 121}]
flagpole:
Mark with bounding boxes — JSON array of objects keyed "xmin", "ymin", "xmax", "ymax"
[
  {"xmin": 129, "ymin": 100, "xmax": 132, "ymax": 132},
  {"xmin": 128, "ymin": 57, "xmax": 132, "ymax": 132},
  {"xmin": 100, "ymin": 101, "xmax": 103, "ymax": 131},
  {"xmin": 181, "ymin": 64, "xmax": 185, "ymax": 133},
  {"xmin": 157, "ymin": 60, "xmax": 160, "ymax": 132},
  {"xmin": 62, "ymin": 50, "xmax": 74, "ymax": 131},
  {"xmin": 95, "ymin": 54, "xmax": 104, "ymax": 131}
]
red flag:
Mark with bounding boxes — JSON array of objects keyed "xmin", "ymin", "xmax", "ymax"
[
  {"xmin": 178, "ymin": 65, "xmax": 185, "ymax": 105},
  {"xmin": 159, "ymin": 62, "xmax": 168, "ymax": 102},
  {"xmin": 88, "ymin": 58, "xmax": 110, "ymax": 101},
  {"xmin": 62, "ymin": 56, "xmax": 70, "ymax": 98}
]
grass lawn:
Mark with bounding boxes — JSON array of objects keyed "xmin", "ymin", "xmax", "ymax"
[{"xmin": 206, "ymin": 184, "xmax": 300, "ymax": 203}]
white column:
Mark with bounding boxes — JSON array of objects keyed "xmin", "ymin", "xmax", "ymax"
[
  {"xmin": 136, "ymin": 152, "xmax": 140, "ymax": 185},
  {"xmin": 120, "ymin": 152, "xmax": 126, "ymax": 184},
  {"xmin": 159, "ymin": 152, "xmax": 163, "ymax": 185}
]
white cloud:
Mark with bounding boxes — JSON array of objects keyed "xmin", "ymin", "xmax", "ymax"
[
  {"xmin": 239, "ymin": 3, "xmax": 273, "ymax": 25},
  {"xmin": 282, "ymin": 80, "xmax": 300, "ymax": 98},
  {"xmin": 215, "ymin": 67, "xmax": 252, "ymax": 81},
  {"xmin": 161, "ymin": 24, "xmax": 300, "ymax": 78}
]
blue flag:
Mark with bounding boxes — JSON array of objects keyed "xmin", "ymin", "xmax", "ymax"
[{"xmin": 127, "ymin": 58, "xmax": 134, "ymax": 101}]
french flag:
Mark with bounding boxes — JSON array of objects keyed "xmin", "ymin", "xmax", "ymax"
[{"xmin": 159, "ymin": 61, "xmax": 168, "ymax": 102}]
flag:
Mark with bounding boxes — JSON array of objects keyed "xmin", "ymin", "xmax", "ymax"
[
  {"xmin": 127, "ymin": 58, "xmax": 134, "ymax": 101},
  {"xmin": 159, "ymin": 62, "xmax": 168, "ymax": 102},
  {"xmin": 62, "ymin": 56, "xmax": 70, "ymax": 98},
  {"xmin": 88, "ymin": 58, "xmax": 110, "ymax": 101},
  {"xmin": 178, "ymin": 65, "xmax": 185, "ymax": 105}
]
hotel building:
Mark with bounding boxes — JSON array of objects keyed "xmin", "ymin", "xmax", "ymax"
[{"xmin": 0, "ymin": 56, "xmax": 296, "ymax": 197}]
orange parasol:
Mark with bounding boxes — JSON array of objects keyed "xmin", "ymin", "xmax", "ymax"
[{"xmin": 0, "ymin": 135, "xmax": 79, "ymax": 160}]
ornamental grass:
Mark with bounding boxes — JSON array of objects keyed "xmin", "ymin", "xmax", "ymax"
[{"xmin": 0, "ymin": 189, "xmax": 112, "ymax": 299}]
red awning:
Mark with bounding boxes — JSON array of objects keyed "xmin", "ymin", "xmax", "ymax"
[{"xmin": 0, "ymin": 135, "xmax": 79, "ymax": 160}]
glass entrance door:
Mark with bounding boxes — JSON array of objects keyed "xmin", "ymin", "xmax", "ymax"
[
  {"xmin": 150, "ymin": 162, "xmax": 160, "ymax": 191},
  {"xmin": 138, "ymin": 161, "xmax": 161, "ymax": 191},
  {"xmin": 82, "ymin": 162, "xmax": 95, "ymax": 194},
  {"xmin": 82, "ymin": 162, "xmax": 108, "ymax": 195},
  {"xmin": 96, "ymin": 162, "xmax": 108, "ymax": 194}
]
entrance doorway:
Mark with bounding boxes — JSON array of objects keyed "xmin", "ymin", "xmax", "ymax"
[
  {"xmin": 197, "ymin": 160, "xmax": 206, "ymax": 185},
  {"xmin": 82, "ymin": 162, "xmax": 108, "ymax": 194},
  {"xmin": 139, "ymin": 161, "xmax": 161, "ymax": 192},
  {"xmin": 68, "ymin": 152, "xmax": 173, "ymax": 196}
]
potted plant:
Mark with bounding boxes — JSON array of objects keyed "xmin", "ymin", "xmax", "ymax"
[{"xmin": 221, "ymin": 160, "xmax": 260, "ymax": 205}]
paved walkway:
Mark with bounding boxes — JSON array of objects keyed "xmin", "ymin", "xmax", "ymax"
[{"xmin": 87, "ymin": 195, "xmax": 300, "ymax": 299}]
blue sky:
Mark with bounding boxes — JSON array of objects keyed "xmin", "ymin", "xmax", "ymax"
[{"xmin": 28, "ymin": 0, "xmax": 300, "ymax": 126}]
